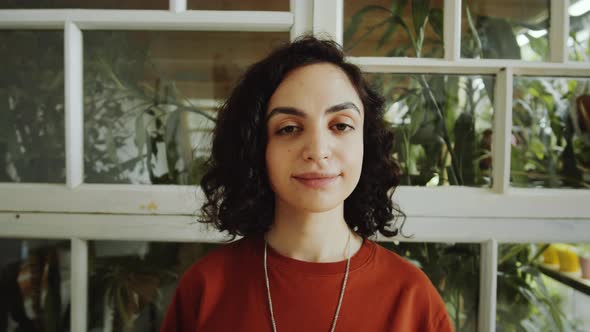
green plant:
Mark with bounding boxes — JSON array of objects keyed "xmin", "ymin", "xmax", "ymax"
[
  {"xmin": 346, "ymin": 1, "xmax": 492, "ymax": 187},
  {"xmin": 0, "ymin": 30, "xmax": 213, "ymax": 185},
  {"xmin": 380, "ymin": 241, "xmax": 480, "ymax": 331},
  {"xmin": 511, "ymin": 77, "xmax": 590, "ymax": 189},
  {"xmin": 497, "ymin": 243, "xmax": 581, "ymax": 332},
  {"xmin": 88, "ymin": 241, "xmax": 221, "ymax": 331},
  {"xmin": 84, "ymin": 31, "xmax": 214, "ymax": 185},
  {"xmin": 0, "ymin": 30, "xmax": 217, "ymax": 331},
  {"xmin": 0, "ymin": 31, "xmax": 66, "ymax": 183},
  {"xmin": 345, "ymin": 1, "xmax": 588, "ymax": 331}
]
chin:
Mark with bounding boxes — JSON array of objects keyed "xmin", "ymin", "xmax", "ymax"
[{"xmin": 290, "ymin": 196, "xmax": 347, "ymax": 213}]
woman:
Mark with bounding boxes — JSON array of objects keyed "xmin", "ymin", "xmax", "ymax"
[{"xmin": 161, "ymin": 36, "xmax": 453, "ymax": 332}]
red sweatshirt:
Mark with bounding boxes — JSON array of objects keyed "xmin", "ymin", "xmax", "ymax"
[{"xmin": 161, "ymin": 234, "xmax": 453, "ymax": 331}]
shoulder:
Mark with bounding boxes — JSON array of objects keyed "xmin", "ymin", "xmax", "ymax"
[
  {"xmin": 177, "ymin": 236, "xmax": 251, "ymax": 290},
  {"xmin": 371, "ymin": 241, "xmax": 433, "ymax": 286},
  {"xmin": 369, "ymin": 241, "xmax": 451, "ymax": 327},
  {"xmin": 182, "ymin": 238, "xmax": 249, "ymax": 280},
  {"xmin": 160, "ymin": 238, "xmax": 253, "ymax": 331}
]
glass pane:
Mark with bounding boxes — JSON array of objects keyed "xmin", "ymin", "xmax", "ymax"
[
  {"xmin": 511, "ymin": 77, "xmax": 590, "ymax": 189},
  {"xmin": 88, "ymin": 240, "xmax": 220, "ymax": 331},
  {"xmin": 0, "ymin": 30, "xmax": 65, "ymax": 183},
  {"xmin": 0, "ymin": 239, "xmax": 71, "ymax": 331},
  {"xmin": 0, "ymin": 0, "xmax": 167, "ymax": 9},
  {"xmin": 569, "ymin": 0, "xmax": 590, "ymax": 61},
  {"xmin": 83, "ymin": 31, "xmax": 288, "ymax": 185},
  {"xmin": 497, "ymin": 243, "xmax": 590, "ymax": 331},
  {"xmin": 343, "ymin": 0, "xmax": 444, "ymax": 57},
  {"xmin": 187, "ymin": 0, "xmax": 288, "ymax": 11},
  {"xmin": 367, "ymin": 73, "xmax": 494, "ymax": 187},
  {"xmin": 380, "ymin": 241, "xmax": 480, "ymax": 332},
  {"xmin": 461, "ymin": 0, "xmax": 550, "ymax": 61}
]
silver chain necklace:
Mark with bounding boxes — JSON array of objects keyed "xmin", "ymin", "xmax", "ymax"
[{"xmin": 263, "ymin": 231, "xmax": 352, "ymax": 332}]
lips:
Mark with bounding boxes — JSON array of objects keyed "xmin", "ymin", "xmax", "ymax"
[{"xmin": 292, "ymin": 173, "xmax": 340, "ymax": 189}]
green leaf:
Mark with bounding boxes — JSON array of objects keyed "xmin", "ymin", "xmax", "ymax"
[
  {"xmin": 428, "ymin": 8, "xmax": 443, "ymax": 40},
  {"xmin": 164, "ymin": 110, "xmax": 179, "ymax": 145},
  {"xmin": 345, "ymin": 17, "xmax": 391, "ymax": 52},
  {"xmin": 134, "ymin": 110, "xmax": 146, "ymax": 154},
  {"xmin": 105, "ymin": 127, "xmax": 118, "ymax": 164},
  {"xmin": 392, "ymin": 15, "xmax": 415, "ymax": 48},
  {"xmin": 478, "ymin": 17, "xmax": 521, "ymax": 59},
  {"xmin": 343, "ymin": 5, "xmax": 391, "ymax": 45},
  {"xmin": 453, "ymin": 111, "xmax": 475, "ymax": 185},
  {"xmin": 412, "ymin": 0, "xmax": 431, "ymax": 36},
  {"xmin": 389, "ymin": 0, "xmax": 407, "ymax": 15},
  {"xmin": 525, "ymin": 33, "xmax": 548, "ymax": 59},
  {"xmin": 463, "ymin": 2, "xmax": 483, "ymax": 57},
  {"xmin": 377, "ymin": 19, "xmax": 398, "ymax": 50},
  {"xmin": 530, "ymin": 138, "xmax": 546, "ymax": 160},
  {"xmin": 408, "ymin": 99, "xmax": 426, "ymax": 137}
]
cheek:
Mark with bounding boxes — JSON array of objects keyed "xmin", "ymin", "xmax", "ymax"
[
  {"xmin": 343, "ymin": 133, "xmax": 364, "ymax": 173},
  {"xmin": 265, "ymin": 141, "xmax": 286, "ymax": 176}
]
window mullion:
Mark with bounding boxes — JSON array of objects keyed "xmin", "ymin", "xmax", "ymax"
[
  {"xmin": 290, "ymin": 0, "xmax": 313, "ymax": 40},
  {"xmin": 478, "ymin": 239, "xmax": 498, "ymax": 332},
  {"xmin": 312, "ymin": 0, "xmax": 343, "ymax": 44},
  {"xmin": 443, "ymin": 0, "xmax": 462, "ymax": 61},
  {"xmin": 491, "ymin": 68, "xmax": 513, "ymax": 194},
  {"xmin": 71, "ymin": 238, "xmax": 88, "ymax": 331},
  {"xmin": 550, "ymin": 0, "xmax": 569, "ymax": 63},
  {"xmin": 170, "ymin": 0, "xmax": 187, "ymax": 13},
  {"xmin": 65, "ymin": 22, "xmax": 84, "ymax": 188}
]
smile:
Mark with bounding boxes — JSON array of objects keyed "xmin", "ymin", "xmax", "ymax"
[{"xmin": 292, "ymin": 175, "xmax": 340, "ymax": 189}]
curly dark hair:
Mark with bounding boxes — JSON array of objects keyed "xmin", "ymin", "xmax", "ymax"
[{"xmin": 199, "ymin": 35, "xmax": 405, "ymax": 241}]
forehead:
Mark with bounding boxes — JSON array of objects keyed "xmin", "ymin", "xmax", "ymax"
[{"xmin": 266, "ymin": 63, "xmax": 363, "ymax": 113}]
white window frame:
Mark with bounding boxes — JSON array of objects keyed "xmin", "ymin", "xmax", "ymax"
[{"xmin": 0, "ymin": 1, "xmax": 588, "ymax": 331}]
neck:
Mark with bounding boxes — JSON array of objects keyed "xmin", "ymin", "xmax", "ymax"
[{"xmin": 264, "ymin": 199, "xmax": 363, "ymax": 262}]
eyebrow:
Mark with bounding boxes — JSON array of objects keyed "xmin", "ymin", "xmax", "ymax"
[{"xmin": 266, "ymin": 102, "xmax": 361, "ymax": 122}]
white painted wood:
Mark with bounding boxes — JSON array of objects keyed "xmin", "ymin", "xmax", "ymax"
[
  {"xmin": 550, "ymin": 0, "xmax": 569, "ymax": 62},
  {"xmin": 2, "ymin": 184, "xmax": 590, "ymax": 219},
  {"xmin": 0, "ymin": 10, "xmax": 293, "ymax": 31},
  {"xmin": 0, "ymin": 213, "xmax": 588, "ymax": 243},
  {"xmin": 348, "ymin": 56, "xmax": 590, "ymax": 76},
  {"xmin": 386, "ymin": 217, "xmax": 590, "ymax": 243},
  {"xmin": 492, "ymin": 68, "xmax": 513, "ymax": 194},
  {"xmin": 64, "ymin": 22, "xmax": 84, "ymax": 189},
  {"xmin": 478, "ymin": 239, "xmax": 497, "ymax": 332},
  {"xmin": 395, "ymin": 186, "xmax": 590, "ymax": 219},
  {"xmin": 312, "ymin": 0, "xmax": 343, "ymax": 45},
  {"xmin": 0, "ymin": 213, "xmax": 231, "ymax": 242},
  {"xmin": 170, "ymin": 0, "xmax": 186, "ymax": 13},
  {"xmin": 0, "ymin": 183, "xmax": 202, "ymax": 215},
  {"xmin": 290, "ymin": 0, "xmax": 313, "ymax": 40},
  {"xmin": 71, "ymin": 238, "xmax": 88, "ymax": 332},
  {"xmin": 443, "ymin": 0, "xmax": 461, "ymax": 61}
]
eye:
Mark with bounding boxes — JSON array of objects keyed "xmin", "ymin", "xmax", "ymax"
[
  {"xmin": 332, "ymin": 123, "xmax": 355, "ymax": 132},
  {"xmin": 276, "ymin": 125, "xmax": 301, "ymax": 136}
]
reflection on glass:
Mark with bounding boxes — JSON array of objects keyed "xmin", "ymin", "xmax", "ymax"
[
  {"xmin": 88, "ymin": 241, "xmax": 220, "ymax": 331},
  {"xmin": 83, "ymin": 31, "xmax": 288, "ymax": 185},
  {"xmin": 187, "ymin": 0, "xmax": 288, "ymax": 11},
  {"xmin": 511, "ymin": 77, "xmax": 590, "ymax": 189},
  {"xmin": 367, "ymin": 73, "xmax": 494, "ymax": 187},
  {"xmin": 569, "ymin": 0, "xmax": 590, "ymax": 61},
  {"xmin": 0, "ymin": 30, "xmax": 65, "ymax": 183},
  {"xmin": 461, "ymin": 0, "xmax": 550, "ymax": 61},
  {"xmin": 497, "ymin": 243, "xmax": 590, "ymax": 331},
  {"xmin": 0, "ymin": 0, "xmax": 167, "ymax": 9},
  {"xmin": 0, "ymin": 239, "xmax": 70, "ymax": 331},
  {"xmin": 380, "ymin": 242, "xmax": 480, "ymax": 332},
  {"xmin": 343, "ymin": 0, "xmax": 444, "ymax": 57}
]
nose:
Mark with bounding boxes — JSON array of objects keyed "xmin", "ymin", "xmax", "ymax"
[{"xmin": 301, "ymin": 127, "xmax": 331, "ymax": 162}]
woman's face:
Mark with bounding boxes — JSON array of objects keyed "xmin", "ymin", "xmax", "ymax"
[{"xmin": 265, "ymin": 63, "xmax": 364, "ymax": 213}]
